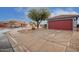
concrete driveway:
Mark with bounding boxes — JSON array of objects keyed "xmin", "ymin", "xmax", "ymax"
[{"xmin": 8, "ymin": 29, "xmax": 79, "ymax": 52}]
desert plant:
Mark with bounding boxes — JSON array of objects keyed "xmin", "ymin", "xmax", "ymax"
[{"xmin": 28, "ymin": 8, "xmax": 50, "ymax": 29}]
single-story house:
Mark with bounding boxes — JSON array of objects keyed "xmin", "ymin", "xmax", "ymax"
[
  {"xmin": 48, "ymin": 15, "xmax": 79, "ymax": 31},
  {"xmin": 0, "ymin": 21, "xmax": 27, "ymax": 28},
  {"xmin": 0, "ymin": 22, "xmax": 9, "ymax": 28}
]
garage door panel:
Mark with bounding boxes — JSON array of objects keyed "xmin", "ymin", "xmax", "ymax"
[{"xmin": 48, "ymin": 19, "xmax": 72, "ymax": 30}]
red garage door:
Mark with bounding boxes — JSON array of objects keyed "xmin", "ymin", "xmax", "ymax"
[{"xmin": 48, "ymin": 19, "xmax": 72, "ymax": 30}]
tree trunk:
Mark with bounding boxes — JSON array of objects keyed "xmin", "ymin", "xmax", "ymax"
[
  {"xmin": 37, "ymin": 21, "xmax": 39, "ymax": 29},
  {"xmin": 37, "ymin": 20, "xmax": 42, "ymax": 29}
]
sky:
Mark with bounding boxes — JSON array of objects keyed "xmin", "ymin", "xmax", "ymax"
[{"xmin": 0, "ymin": 7, "xmax": 79, "ymax": 23}]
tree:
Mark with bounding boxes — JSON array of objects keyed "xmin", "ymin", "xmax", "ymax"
[{"xmin": 28, "ymin": 8, "xmax": 50, "ymax": 29}]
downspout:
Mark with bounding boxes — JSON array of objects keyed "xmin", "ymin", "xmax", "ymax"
[
  {"xmin": 47, "ymin": 20, "xmax": 48, "ymax": 29},
  {"xmin": 72, "ymin": 17, "xmax": 77, "ymax": 31}
]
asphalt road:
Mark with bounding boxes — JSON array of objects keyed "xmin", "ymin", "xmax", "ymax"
[{"xmin": 0, "ymin": 29, "xmax": 14, "ymax": 52}]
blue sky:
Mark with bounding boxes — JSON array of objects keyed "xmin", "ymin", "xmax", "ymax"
[
  {"xmin": 0, "ymin": 7, "xmax": 29, "ymax": 22},
  {"xmin": 0, "ymin": 7, "xmax": 79, "ymax": 23}
]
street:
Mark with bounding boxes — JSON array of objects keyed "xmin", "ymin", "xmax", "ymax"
[{"xmin": 0, "ymin": 29, "xmax": 14, "ymax": 52}]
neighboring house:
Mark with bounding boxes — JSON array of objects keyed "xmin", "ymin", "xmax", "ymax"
[
  {"xmin": 0, "ymin": 23, "xmax": 6, "ymax": 28},
  {"xmin": 48, "ymin": 15, "xmax": 79, "ymax": 31},
  {"xmin": 14, "ymin": 21, "xmax": 26, "ymax": 27},
  {"xmin": 0, "ymin": 22, "xmax": 9, "ymax": 28},
  {"xmin": 0, "ymin": 21, "xmax": 27, "ymax": 28}
]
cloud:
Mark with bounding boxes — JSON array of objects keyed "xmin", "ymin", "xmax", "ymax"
[
  {"xmin": 15, "ymin": 7, "xmax": 32, "ymax": 18},
  {"xmin": 14, "ymin": 7, "xmax": 32, "ymax": 22},
  {"xmin": 14, "ymin": 7, "xmax": 28, "ymax": 12},
  {"xmin": 54, "ymin": 9, "xmax": 78, "ymax": 15},
  {"xmin": 49, "ymin": 8, "xmax": 79, "ymax": 18},
  {"xmin": 14, "ymin": 7, "xmax": 79, "ymax": 23},
  {"xmin": 48, "ymin": 13, "xmax": 55, "ymax": 18}
]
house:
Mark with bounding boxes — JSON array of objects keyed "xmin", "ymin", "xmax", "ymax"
[
  {"xmin": 0, "ymin": 22, "xmax": 9, "ymax": 28},
  {"xmin": 0, "ymin": 21, "xmax": 27, "ymax": 28},
  {"xmin": 0, "ymin": 23, "xmax": 6, "ymax": 28},
  {"xmin": 48, "ymin": 15, "xmax": 79, "ymax": 31},
  {"xmin": 14, "ymin": 21, "xmax": 26, "ymax": 27}
]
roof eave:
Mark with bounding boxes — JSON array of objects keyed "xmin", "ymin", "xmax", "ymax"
[{"xmin": 47, "ymin": 16, "xmax": 79, "ymax": 21}]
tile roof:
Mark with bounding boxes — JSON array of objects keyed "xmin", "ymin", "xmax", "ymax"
[{"xmin": 48, "ymin": 14, "xmax": 79, "ymax": 21}]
